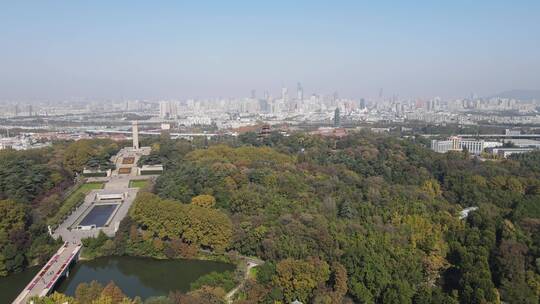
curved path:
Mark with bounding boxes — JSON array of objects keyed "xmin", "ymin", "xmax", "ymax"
[{"xmin": 225, "ymin": 257, "xmax": 264, "ymax": 303}]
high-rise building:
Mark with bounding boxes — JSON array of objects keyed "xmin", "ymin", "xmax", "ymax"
[
  {"xmin": 297, "ymin": 82, "xmax": 303, "ymax": 101},
  {"xmin": 159, "ymin": 101, "xmax": 170, "ymax": 118},
  {"xmin": 281, "ymin": 87, "xmax": 288, "ymax": 102},
  {"xmin": 126, "ymin": 100, "xmax": 140, "ymax": 111},
  {"xmin": 360, "ymin": 98, "xmax": 366, "ymax": 110},
  {"xmin": 159, "ymin": 101, "xmax": 178, "ymax": 118},
  {"xmin": 333, "ymin": 91, "xmax": 339, "ymax": 102},
  {"xmin": 334, "ymin": 107, "xmax": 341, "ymax": 126}
]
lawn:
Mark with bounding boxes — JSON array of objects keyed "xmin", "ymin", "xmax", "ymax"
[
  {"xmin": 47, "ymin": 182, "xmax": 105, "ymax": 228},
  {"xmin": 129, "ymin": 179, "xmax": 149, "ymax": 188},
  {"xmin": 79, "ymin": 182, "xmax": 106, "ymax": 192},
  {"xmin": 249, "ymin": 266, "xmax": 258, "ymax": 280}
]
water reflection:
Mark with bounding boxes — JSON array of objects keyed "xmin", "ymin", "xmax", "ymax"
[
  {"xmin": 55, "ymin": 256, "xmax": 234, "ymax": 299},
  {"xmin": 0, "ymin": 266, "xmax": 40, "ymax": 303}
]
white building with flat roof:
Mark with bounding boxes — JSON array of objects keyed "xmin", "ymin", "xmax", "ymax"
[
  {"xmin": 489, "ymin": 147, "xmax": 537, "ymax": 158},
  {"xmin": 431, "ymin": 136, "xmax": 485, "ymax": 155},
  {"xmin": 460, "ymin": 139, "xmax": 485, "ymax": 155}
]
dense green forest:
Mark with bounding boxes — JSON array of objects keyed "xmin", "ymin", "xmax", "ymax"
[
  {"xmin": 0, "ymin": 139, "xmax": 122, "ymax": 276},
  {"xmin": 77, "ymin": 131, "xmax": 540, "ymax": 303},
  {"xmin": 3, "ymin": 131, "xmax": 540, "ymax": 303}
]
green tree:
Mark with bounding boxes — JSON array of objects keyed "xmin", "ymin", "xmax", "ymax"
[
  {"xmin": 190, "ymin": 271, "xmax": 236, "ymax": 292},
  {"xmin": 63, "ymin": 140, "xmax": 96, "ymax": 173}
]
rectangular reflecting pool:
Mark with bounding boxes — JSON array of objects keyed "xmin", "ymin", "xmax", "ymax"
[{"xmin": 79, "ymin": 204, "xmax": 117, "ymax": 227}]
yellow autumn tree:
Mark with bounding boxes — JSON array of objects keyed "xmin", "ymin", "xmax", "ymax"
[
  {"xmin": 273, "ymin": 257, "xmax": 331, "ymax": 302},
  {"xmin": 191, "ymin": 194, "xmax": 216, "ymax": 208},
  {"xmin": 421, "ymin": 179, "xmax": 442, "ymax": 198}
]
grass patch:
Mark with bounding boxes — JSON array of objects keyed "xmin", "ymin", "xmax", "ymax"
[
  {"xmin": 80, "ymin": 182, "xmax": 105, "ymax": 191},
  {"xmin": 129, "ymin": 180, "xmax": 149, "ymax": 188},
  {"xmin": 47, "ymin": 182, "xmax": 105, "ymax": 228},
  {"xmin": 249, "ymin": 266, "xmax": 258, "ymax": 280}
]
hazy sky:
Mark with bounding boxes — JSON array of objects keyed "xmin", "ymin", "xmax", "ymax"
[{"xmin": 1, "ymin": 1, "xmax": 539, "ymax": 101}]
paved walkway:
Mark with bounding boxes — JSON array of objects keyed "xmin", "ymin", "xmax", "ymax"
[
  {"xmin": 53, "ymin": 147, "xmax": 152, "ymax": 241},
  {"xmin": 225, "ymin": 257, "xmax": 264, "ymax": 303},
  {"xmin": 14, "ymin": 147, "xmax": 157, "ymax": 303}
]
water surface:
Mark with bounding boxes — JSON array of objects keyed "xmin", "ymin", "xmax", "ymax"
[
  {"xmin": 0, "ymin": 266, "xmax": 40, "ymax": 303},
  {"xmin": 55, "ymin": 256, "xmax": 235, "ymax": 299},
  {"xmin": 79, "ymin": 204, "xmax": 117, "ymax": 227},
  {"xmin": 0, "ymin": 256, "xmax": 234, "ymax": 302}
]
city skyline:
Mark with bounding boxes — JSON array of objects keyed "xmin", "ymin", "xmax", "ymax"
[{"xmin": 1, "ymin": 1, "xmax": 539, "ymax": 101}]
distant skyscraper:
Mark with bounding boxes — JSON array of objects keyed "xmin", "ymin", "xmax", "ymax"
[
  {"xmin": 281, "ymin": 87, "xmax": 288, "ymax": 102},
  {"xmin": 297, "ymin": 82, "xmax": 303, "ymax": 100},
  {"xmin": 159, "ymin": 101, "xmax": 170, "ymax": 118},
  {"xmin": 27, "ymin": 105, "xmax": 32, "ymax": 117},
  {"xmin": 264, "ymin": 90, "xmax": 269, "ymax": 100},
  {"xmin": 258, "ymin": 99, "xmax": 270, "ymax": 113},
  {"xmin": 334, "ymin": 107, "xmax": 341, "ymax": 126},
  {"xmin": 126, "ymin": 100, "xmax": 141, "ymax": 111},
  {"xmin": 360, "ymin": 98, "xmax": 366, "ymax": 110},
  {"xmin": 251, "ymin": 89, "xmax": 256, "ymax": 99}
]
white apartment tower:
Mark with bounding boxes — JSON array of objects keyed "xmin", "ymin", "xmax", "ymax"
[{"xmin": 281, "ymin": 87, "xmax": 288, "ymax": 102}]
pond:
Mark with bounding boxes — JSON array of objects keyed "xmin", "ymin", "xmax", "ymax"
[
  {"xmin": 0, "ymin": 256, "xmax": 235, "ymax": 302},
  {"xmin": 0, "ymin": 266, "xmax": 40, "ymax": 303}
]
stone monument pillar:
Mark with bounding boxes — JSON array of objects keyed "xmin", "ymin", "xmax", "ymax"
[{"xmin": 132, "ymin": 121, "xmax": 139, "ymax": 150}]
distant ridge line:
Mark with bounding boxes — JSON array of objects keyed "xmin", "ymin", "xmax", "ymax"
[{"xmin": 488, "ymin": 89, "xmax": 540, "ymax": 101}]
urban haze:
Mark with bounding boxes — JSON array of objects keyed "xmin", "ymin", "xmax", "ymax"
[{"xmin": 1, "ymin": 2, "xmax": 540, "ymax": 304}]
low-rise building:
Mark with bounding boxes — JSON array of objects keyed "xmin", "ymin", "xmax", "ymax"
[
  {"xmin": 460, "ymin": 139, "xmax": 485, "ymax": 155},
  {"xmin": 138, "ymin": 164, "xmax": 164, "ymax": 175},
  {"xmin": 431, "ymin": 136, "xmax": 485, "ymax": 155},
  {"xmin": 82, "ymin": 168, "xmax": 111, "ymax": 177},
  {"xmin": 489, "ymin": 147, "xmax": 537, "ymax": 158}
]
